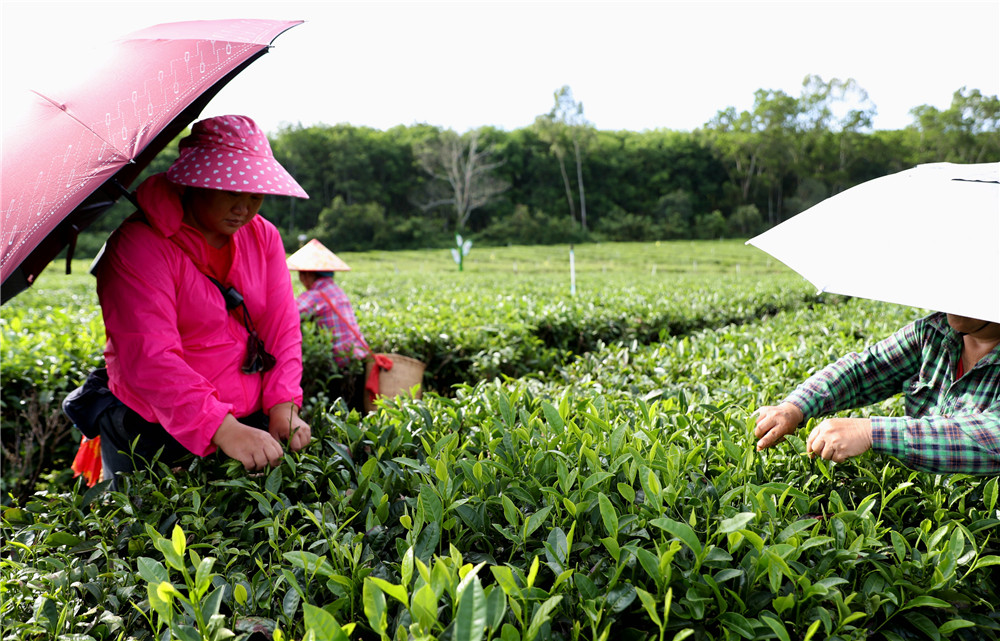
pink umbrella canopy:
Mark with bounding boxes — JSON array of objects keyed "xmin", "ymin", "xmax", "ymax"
[{"xmin": 0, "ymin": 19, "xmax": 303, "ymax": 303}]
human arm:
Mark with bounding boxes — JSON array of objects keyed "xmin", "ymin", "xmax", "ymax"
[
  {"xmin": 96, "ymin": 224, "xmax": 236, "ymax": 456},
  {"xmin": 803, "ymin": 412, "xmax": 1000, "ymax": 474},
  {"xmin": 870, "ymin": 413, "xmax": 1000, "ymax": 474},
  {"xmin": 755, "ymin": 319, "xmax": 925, "ymax": 451},
  {"xmin": 241, "ymin": 218, "xmax": 305, "ymax": 413}
]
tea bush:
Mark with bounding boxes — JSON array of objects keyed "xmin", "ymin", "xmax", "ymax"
[
  {"xmin": 5, "ymin": 242, "xmax": 996, "ymax": 640},
  {"xmin": 1, "ymin": 242, "xmax": 814, "ymax": 501}
]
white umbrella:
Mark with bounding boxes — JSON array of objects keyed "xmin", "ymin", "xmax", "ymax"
[{"xmin": 747, "ymin": 162, "xmax": 1000, "ymax": 323}]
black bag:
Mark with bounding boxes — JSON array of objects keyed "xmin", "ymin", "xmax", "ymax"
[{"xmin": 62, "ymin": 367, "xmax": 120, "ymax": 439}]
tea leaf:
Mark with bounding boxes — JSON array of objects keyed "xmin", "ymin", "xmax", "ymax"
[
  {"xmin": 901, "ymin": 595, "xmax": 951, "ymax": 610},
  {"xmin": 168, "ymin": 524, "xmax": 184, "ymax": 557},
  {"xmin": 634, "ymin": 547, "xmax": 661, "ymax": 584},
  {"xmin": 43, "ymin": 531, "xmax": 82, "ymax": 548},
  {"xmin": 601, "ymin": 536, "xmax": 621, "ymax": 563},
  {"xmin": 282, "ymin": 587, "xmax": 300, "ymax": 620},
  {"xmin": 411, "ymin": 583, "xmax": 439, "ymax": 633},
  {"xmin": 490, "ymin": 566, "xmax": 521, "ymax": 599},
  {"xmin": 147, "ymin": 582, "xmax": 170, "ymax": 619},
  {"xmin": 938, "ymin": 619, "xmax": 975, "ymax": 634},
  {"xmin": 598, "ymin": 492, "xmax": 619, "ymax": 537},
  {"xmin": 194, "ymin": 556, "xmax": 216, "ymax": 599},
  {"xmin": 402, "ymin": 546, "xmax": 415, "ymax": 587},
  {"xmin": 717, "ymin": 512, "xmax": 755, "ymax": 535},
  {"xmin": 904, "ymin": 612, "xmax": 941, "ymax": 641},
  {"xmin": 984, "ymin": 477, "xmax": 998, "ymax": 512},
  {"xmin": 524, "ymin": 506, "xmax": 553, "ymax": 539},
  {"xmin": 363, "ymin": 579, "xmax": 388, "ymax": 635},
  {"xmin": 635, "ymin": 587, "xmax": 662, "ymax": 627},
  {"xmin": 802, "ymin": 620, "xmax": 822, "ymax": 641},
  {"xmin": 973, "ymin": 555, "xmax": 1000, "ymax": 570},
  {"xmin": 605, "ymin": 584, "xmax": 636, "ymax": 613},
  {"xmin": 760, "ymin": 613, "xmax": 791, "ymax": 641},
  {"xmin": 137, "ymin": 557, "xmax": 168, "ymax": 585},
  {"xmin": 455, "ymin": 578, "xmax": 487, "ymax": 641},
  {"xmin": 543, "ymin": 527, "xmax": 569, "ymax": 573},
  {"xmin": 303, "ymin": 603, "xmax": 348, "ymax": 641},
  {"xmin": 525, "ymin": 595, "xmax": 562, "ymax": 641},
  {"xmin": 369, "ymin": 577, "xmax": 409, "ymax": 607},
  {"xmin": 650, "ymin": 518, "xmax": 703, "ymax": 557},
  {"xmin": 526, "ymin": 555, "xmax": 540, "ymax": 589},
  {"xmin": 501, "ymin": 495, "xmax": 520, "ymax": 528},
  {"xmin": 541, "ymin": 401, "xmax": 563, "ymax": 431},
  {"xmin": 202, "ymin": 587, "xmax": 224, "ymax": 620},
  {"xmin": 173, "ymin": 625, "xmax": 201, "ymax": 641},
  {"xmin": 283, "ymin": 551, "xmax": 335, "ymax": 579},
  {"xmin": 265, "ymin": 466, "xmax": 282, "ymax": 496},
  {"xmin": 718, "ymin": 611, "xmax": 755, "ymax": 639}
]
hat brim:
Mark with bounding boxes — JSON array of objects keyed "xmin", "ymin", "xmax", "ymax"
[
  {"xmin": 286, "ymin": 239, "xmax": 351, "ymax": 271},
  {"xmin": 167, "ymin": 148, "xmax": 309, "ymax": 199}
]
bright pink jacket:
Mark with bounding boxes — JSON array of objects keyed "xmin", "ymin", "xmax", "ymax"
[{"xmin": 95, "ymin": 174, "xmax": 303, "ymax": 456}]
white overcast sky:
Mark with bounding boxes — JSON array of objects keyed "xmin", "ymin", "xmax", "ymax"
[{"xmin": 2, "ymin": 0, "xmax": 998, "ymax": 135}]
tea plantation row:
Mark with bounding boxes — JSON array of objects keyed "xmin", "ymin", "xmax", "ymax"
[{"xmin": 1, "ymin": 242, "xmax": 817, "ymax": 500}]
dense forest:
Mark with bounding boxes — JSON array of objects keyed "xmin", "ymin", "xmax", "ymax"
[{"xmin": 80, "ymin": 76, "xmax": 1000, "ymax": 255}]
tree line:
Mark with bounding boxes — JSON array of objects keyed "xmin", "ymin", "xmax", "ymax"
[{"xmin": 83, "ymin": 76, "xmax": 999, "ymax": 255}]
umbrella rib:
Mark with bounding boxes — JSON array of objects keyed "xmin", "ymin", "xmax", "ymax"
[{"xmin": 30, "ymin": 90, "xmax": 133, "ymax": 161}]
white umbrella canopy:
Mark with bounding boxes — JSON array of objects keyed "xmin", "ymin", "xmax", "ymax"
[{"xmin": 747, "ymin": 162, "xmax": 1000, "ymax": 323}]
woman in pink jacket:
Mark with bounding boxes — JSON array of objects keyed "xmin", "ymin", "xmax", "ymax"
[{"xmin": 93, "ymin": 115, "xmax": 310, "ymax": 485}]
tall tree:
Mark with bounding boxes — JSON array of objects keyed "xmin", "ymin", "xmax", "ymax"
[
  {"xmin": 705, "ymin": 89, "xmax": 798, "ymax": 224},
  {"xmin": 415, "ymin": 128, "xmax": 509, "ymax": 232},
  {"xmin": 534, "ymin": 86, "xmax": 594, "ymax": 231},
  {"xmin": 909, "ymin": 87, "xmax": 1000, "ymax": 163},
  {"xmin": 797, "ymin": 75, "xmax": 876, "ymax": 196}
]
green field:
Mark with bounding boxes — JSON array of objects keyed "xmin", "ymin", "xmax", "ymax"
[{"xmin": 3, "ymin": 241, "xmax": 996, "ymax": 641}]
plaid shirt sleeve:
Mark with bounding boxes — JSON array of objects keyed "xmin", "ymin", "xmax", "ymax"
[
  {"xmin": 783, "ymin": 319, "xmax": 924, "ymax": 419},
  {"xmin": 872, "ymin": 413, "xmax": 1000, "ymax": 475}
]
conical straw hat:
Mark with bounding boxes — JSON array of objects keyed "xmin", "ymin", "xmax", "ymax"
[{"xmin": 286, "ymin": 239, "xmax": 351, "ymax": 272}]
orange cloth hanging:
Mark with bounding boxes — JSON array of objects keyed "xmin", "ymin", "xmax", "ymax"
[{"xmin": 72, "ymin": 436, "xmax": 103, "ymax": 487}]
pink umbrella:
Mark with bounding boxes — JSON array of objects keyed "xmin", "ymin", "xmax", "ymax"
[{"xmin": 0, "ymin": 19, "xmax": 303, "ymax": 303}]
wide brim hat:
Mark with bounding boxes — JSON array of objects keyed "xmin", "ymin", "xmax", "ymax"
[
  {"xmin": 166, "ymin": 115, "xmax": 309, "ymax": 199},
  {"xmin": 286, "ymin": 239, "xmax": 351, "ymax": 272}
]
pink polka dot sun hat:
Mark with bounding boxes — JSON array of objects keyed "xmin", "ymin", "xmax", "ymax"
[{"xmin": 166, "ymin": 115, "xmax": 309, "ymax": 199}]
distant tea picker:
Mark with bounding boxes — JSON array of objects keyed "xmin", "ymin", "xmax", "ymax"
[
  {"xmin": 749, "ymin": 162, "xmax": 1000, "ymax": 474},
  {"xmin": 286, "ymin": 239, "xmax": 369, "ymax": 366},
  {"xmin": 287, "ymin": 239, "xmax": 427, "ymax": 413}
]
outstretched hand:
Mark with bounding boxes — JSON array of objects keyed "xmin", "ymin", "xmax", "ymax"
[
  {"xmin": 268, "ymin": 402, "xmax": 311, "ymax": 452},
  {"xmin": 753, "ymin": 402, "xmax": 804, "ymax": 450},
  {"xmin": 212, "ymin": 414, "xmax": 283, "ymax": 471},
  {"xmin": 805, "ymin": 418, "xmax": 873, "ymax": 463}
]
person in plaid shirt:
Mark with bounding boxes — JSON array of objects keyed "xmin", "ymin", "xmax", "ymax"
[
  {"xmin": 754, "ymin": 313, "xmax": 1000, "ymax": 474},
  {"xmin": 287, "ymin": 240, "xmax": 370, "ymax": 366}
]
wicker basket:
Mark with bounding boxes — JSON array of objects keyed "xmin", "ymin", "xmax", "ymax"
[{"xmin": 364, "ymin": 353, "xmax": 426, "ymax": 413}]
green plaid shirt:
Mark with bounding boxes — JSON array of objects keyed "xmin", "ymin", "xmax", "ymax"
[{"xmin": 785, "ymin": 312, "xmax": 1000, "ymax": 475}]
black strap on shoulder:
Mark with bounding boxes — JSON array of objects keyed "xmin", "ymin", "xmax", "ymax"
[{"xmin": 204, "ymin": 274, "xmax": 245, "ymax": 311}]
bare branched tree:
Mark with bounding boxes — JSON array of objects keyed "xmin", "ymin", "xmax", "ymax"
[{"xmin": 415, "ymin": 128, "xmax": 509, "ymax": 232}]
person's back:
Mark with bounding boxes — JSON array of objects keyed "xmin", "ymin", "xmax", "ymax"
[{"xmin": 297, "ymin": 275, "xmax": 369, "ymax": 365}]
